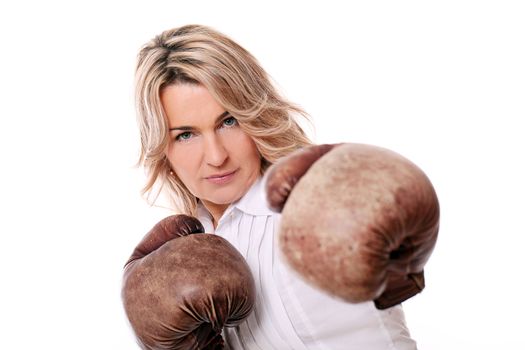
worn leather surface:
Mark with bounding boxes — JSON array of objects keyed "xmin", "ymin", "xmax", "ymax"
[
  {"xmin": 122, "ymin": 215, "xmax": 256, "ymax": 349},
  {"xmin": 266, "ymin": 143, "xmax": 439, "ymax": 308}
]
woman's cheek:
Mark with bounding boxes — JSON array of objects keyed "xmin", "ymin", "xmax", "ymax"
[
  {"xmin": 168, "ymin": 138, "xmax": 202, "ymax": 163},
  {"xmin": 222, "ymin": 127, "xmax": 252, "ymax": 145}
]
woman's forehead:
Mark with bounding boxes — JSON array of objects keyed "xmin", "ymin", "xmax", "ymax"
[
  {"xmin": 168, "ymin": 111, "xmax": 229, "ymax": 132},
  {"xmin": 161, "ymin": 84, "xmax": 227, "ymax": 129}
]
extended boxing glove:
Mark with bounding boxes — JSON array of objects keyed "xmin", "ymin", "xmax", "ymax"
[
  {"xmin": 122, "ymin": 215, "xmax": 256, "ymax": 349},
  {"xmin": 265, "ymin": 143, "xmax": 439, "ymax": 309}
]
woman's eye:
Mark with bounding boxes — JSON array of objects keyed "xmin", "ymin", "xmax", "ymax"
[
  {"xmin": 175, "ymin": 131, "xmax": 193, "ymax": 142},
  {"xmin": 222, "ymin": 116, "xmax": 237, "ymax": 127}
]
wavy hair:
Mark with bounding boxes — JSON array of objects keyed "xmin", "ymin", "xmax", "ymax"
[{"xmin": 135, "ymin": 24, "xmax": 313, "ymax": 215}]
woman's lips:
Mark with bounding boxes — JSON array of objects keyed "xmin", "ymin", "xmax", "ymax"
[{"xmin": 205, "ymin": 170, "xmax": 237, "ymax": 185}]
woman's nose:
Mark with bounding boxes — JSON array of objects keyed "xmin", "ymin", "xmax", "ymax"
[{"xmin": 203, "ymin": 134, "xmax": 228, "ymax": 167}]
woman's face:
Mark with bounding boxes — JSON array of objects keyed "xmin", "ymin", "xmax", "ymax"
[{"xmin": 161, "ymin": 83, "xmax": 261, "ymax": 211}]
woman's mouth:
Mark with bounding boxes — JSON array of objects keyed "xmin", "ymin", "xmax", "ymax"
[{"xmin": 205, "ymin": 170, "xmax": 238, "ymax": 185}]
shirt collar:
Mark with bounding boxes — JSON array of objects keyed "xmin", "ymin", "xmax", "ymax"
[
  {"xmin": 233, "ymin": 175, "xmax": 275, "ymax": 216},
  {"xmin": 196, "ymin": 174, "xmax": 275, "ymax": 224}
]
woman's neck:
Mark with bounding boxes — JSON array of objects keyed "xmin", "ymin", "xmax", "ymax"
[{"xmin": 201, "ymin": 200, "xmax": 229, "ymax": 229}]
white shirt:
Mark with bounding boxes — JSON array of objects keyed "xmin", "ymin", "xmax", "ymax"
[{"xmin": 197, "ymin": 176, "xmax": 418, "ymax": 350}]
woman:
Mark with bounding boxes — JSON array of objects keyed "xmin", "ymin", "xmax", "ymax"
[{"xmin": 133, "ymin": 24, "xmax": 417, "ymax": 349}]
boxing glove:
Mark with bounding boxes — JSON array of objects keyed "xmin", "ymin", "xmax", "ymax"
[
  {"xmin": 266, "ymin": 143, "xmax": 439, "ymax": 309},
  {"xmin": 122, "ymin": 215, "xmax": 256, "ymax": 349}
]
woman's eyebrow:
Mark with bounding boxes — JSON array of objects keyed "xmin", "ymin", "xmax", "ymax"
[{"xmin": 169, "ymin": 111, "xmax": 229, "ymax": 131}]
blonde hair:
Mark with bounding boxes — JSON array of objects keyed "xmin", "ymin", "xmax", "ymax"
[{"xmin": 135, "ymin": 24, "xmax": 313, "ymax": 215}]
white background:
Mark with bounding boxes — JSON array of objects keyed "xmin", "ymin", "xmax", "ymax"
[{"xmin": 1, "ymin": 1, "xmax": 524, "ymax": 349}]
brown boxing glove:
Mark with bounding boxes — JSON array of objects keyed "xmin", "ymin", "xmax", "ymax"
[
  {"xmin": 122, "ymin": 215, "xmax": 256, "ymax": 349},
  {"xmin": 266, "ymin": 143, "xmax": 342, "ymax": 212},
  {"xmin": 265, "ymin": 143, "xmax": 439, "ymax": 309}
]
